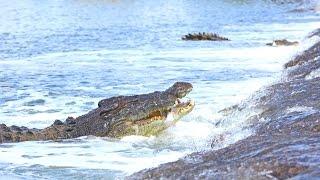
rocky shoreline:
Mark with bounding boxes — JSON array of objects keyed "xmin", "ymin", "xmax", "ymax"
[{"xmin": 128, "ymin": 29, "xmax": 320, "ymax": 179}]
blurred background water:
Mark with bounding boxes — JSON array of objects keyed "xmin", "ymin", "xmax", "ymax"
[{"xmin": 0, "ymin": 0, "xmax": 319, "ymax": 179}]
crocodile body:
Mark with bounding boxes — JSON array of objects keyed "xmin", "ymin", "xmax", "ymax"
[
  {"xmin": 0, "ymin": 82, "xmax": 195, "ymax": 143},
  {"xmin": 266, "ymin": 39, "xmax": 299, "ymax": 46}
]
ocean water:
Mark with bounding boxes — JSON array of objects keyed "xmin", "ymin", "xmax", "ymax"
[{"xmin": 0, "ymin": 0, "xmax": 319, "ymax": 179}]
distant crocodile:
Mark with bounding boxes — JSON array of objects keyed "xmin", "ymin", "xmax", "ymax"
[
  {"xmin": 266, "ymin": 39, "xmax": 299, "ymax": 46},
  {"xmin": 182, "ymin": 32, "xmax": 230, "ymax": 41},
  {"xmin": 0, "ymin": 82, "xmax": 195, "ymax": 143}
]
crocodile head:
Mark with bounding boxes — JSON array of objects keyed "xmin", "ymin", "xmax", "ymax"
[{"xmin": 106, "ymin": 82, "xmax": 195, "ymax": 138}]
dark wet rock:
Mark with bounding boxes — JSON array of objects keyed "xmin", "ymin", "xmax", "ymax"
[
  {"xmin": 0, "ymin": 124, "xmax": 10, "ymax": 132},
  {"xmin": 53, "ymin": 120, "xmax": 64, "ymax": 126},
  {"xmin": 128, "ymin": 29, "xmax": 320, "ymax": 179},
  {"xmin": 25, "ymin": 130, "xmax": 34, "ymax": 135},
  {"xmin": 20, "ymin": 126, "xmax": 29, "ymax": 131},
  {"xmin": 307, "ymin": 28, "xmax": 320, "ymax": 39},
  {"xmin": 182, "ymin": 32, "xmax": 230, "ymax": 41},
  {"xmin": 65, "ymin": 128, "xmax": 74, "ymax": 132},
  {"xmin": 65, "ymin": 117, "xmax": 76, "ymax": 125},
  {"xmin": 266, "ymin": 39, "xmax": 299, "ymax": 46},
  {"xmin": 10, "ymin": 125, "xmax": 22, "ymax": 132},
  {"xmin": 284, "ymin": 41, "xmax": 320, "ymax": 69}
]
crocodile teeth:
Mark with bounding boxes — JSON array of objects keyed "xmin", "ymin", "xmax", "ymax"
[{"xmin": 174, "ymin": 99, "xmax": 179, "ymax": 105}]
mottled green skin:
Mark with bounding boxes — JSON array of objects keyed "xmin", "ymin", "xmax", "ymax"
[{"xmin": 0, "ymin": 82, "xmax": 194, "ymax": 143}]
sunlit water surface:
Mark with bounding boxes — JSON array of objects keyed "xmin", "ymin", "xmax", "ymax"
[{"xmin": 0, "ymin": 0, "xmax": 319, "ymax": 179}]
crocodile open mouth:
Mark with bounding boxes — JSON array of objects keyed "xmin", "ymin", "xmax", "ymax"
[
  {"xmin": 133, "ymin": 98, "xmax": 195, "ymax": 126},
  {"xmin": 170, "ymin": 98, "xmax": 195, "ymax": 120}
]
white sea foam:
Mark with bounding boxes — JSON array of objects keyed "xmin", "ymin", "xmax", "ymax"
[
  {"xmin": 286, "ymin": 106, "xmax": 317, "ymax": 115},
  {"xmin": 306, "ymin": 67, "xmax": 320, "ymax": 80}
]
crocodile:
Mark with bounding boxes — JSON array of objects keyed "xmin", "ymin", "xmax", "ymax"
[
  {"xmin": 0, "ymin": 82, "xmax": 195, "ymax": 143},
  {"xmin": 266, "ymin": 39, "xmax": 299, "ymax": 46},
  {"xmin": 182, "ymin": 32, "xmax": 230, "ymax": 41}
]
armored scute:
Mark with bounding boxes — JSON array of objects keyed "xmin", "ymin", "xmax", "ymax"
[{"xmin": 182, "ymin": 32, "xmax": 230, "ymax": 41}]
